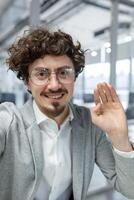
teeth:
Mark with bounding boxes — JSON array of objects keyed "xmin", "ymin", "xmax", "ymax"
[{"xmin": 47, "ymin": 94, "xmax": 63, "ymax": 99}]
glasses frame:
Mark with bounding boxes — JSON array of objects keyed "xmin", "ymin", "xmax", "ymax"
[{"xmin": 29, "ymin": 66, "xmax": 76, "ymax": 86}]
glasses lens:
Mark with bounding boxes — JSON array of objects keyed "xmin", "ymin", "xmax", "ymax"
[
  {"xmin": 30, "ymin": 68, "xmax": 49, "ymax": 85},
  {"xmin": 58, "ymin": 67, "xmax": 75, "ymax": 83}
]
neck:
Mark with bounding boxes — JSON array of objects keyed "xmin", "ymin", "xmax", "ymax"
[{"xmin": 54, "ymin": 106, "xmax": 69, "ymax": 129}]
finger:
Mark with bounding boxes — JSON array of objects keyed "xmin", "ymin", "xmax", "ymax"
[
  {"xmin": 107, "ymin": 84, "xmax": 120, "ymax": 102},
  {"xmin": 97, "ymin": 83, "xmax": 112, "ymax": 103},
  {"xmin": 94, "ymin": 88, "xmax": 101, "ymax": 105},
  {"xmin": 101, "ymin": 82, "xmax": 113, "ymax": 102}
]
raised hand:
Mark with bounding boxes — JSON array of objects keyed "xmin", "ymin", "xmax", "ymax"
[{"xmin": 90, "ymin": 82, "xmax": 132, "ymax": 151}]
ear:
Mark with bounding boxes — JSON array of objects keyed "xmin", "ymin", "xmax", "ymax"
[{"xmin": 24, "ymin": 79, "xmax": 31, "ymax": 92}]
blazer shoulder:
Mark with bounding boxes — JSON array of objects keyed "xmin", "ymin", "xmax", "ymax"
[
  {"xmin": 0, "ymin": 101, "xmax": 18, "ymax": 115},
  {"xmin": 0, "ymin": 102, "xmax": 19, "ymax": 131}
]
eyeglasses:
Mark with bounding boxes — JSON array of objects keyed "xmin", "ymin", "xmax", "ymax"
[{"xmin": 29, "ymin": 66, "xmax": 75, "ymax": 85}]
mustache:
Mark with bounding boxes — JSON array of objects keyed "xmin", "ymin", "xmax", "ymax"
[{"xmin": 41, "ymin": 88, "xmax": 68, "ymax": 95}]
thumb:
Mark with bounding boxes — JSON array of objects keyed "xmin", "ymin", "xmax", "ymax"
[
  {"xmin": 90, "ymin": 103, "xmax": 103, "ymax": 121},
  {"xmin": 92, "ymin": 103, "xmax": 103, "ymax": 115}
]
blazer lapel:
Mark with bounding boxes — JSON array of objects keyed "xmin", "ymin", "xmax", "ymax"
[
  {"xmin": 71, "ymin": 117, "xmax": 86, "ymax": 200},
  {"xmin": 20, "ymin": 99, "xmax": 44, "ymax": 189},
  {"xmin": 27, "ymin": 124, "xmax": 44, "ymax": 183}
]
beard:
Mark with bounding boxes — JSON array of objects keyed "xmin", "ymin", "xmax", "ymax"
[{"xmin": 41, "ymin": 101, "xmax": 67, "ymax": 118}]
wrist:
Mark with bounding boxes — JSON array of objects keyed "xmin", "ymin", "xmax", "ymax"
[{"xmin": 111, "ymin": 137, "xmax": 133, "ymax": 152}]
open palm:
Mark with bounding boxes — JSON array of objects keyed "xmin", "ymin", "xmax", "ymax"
[{"xmin": 90, "ymin": 83, "xmax": 128, "ymax": 140}]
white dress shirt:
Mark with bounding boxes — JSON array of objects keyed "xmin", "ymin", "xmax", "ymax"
[
  {"xmin": 114, "ymin": 146, "xmax": 134, "ymax": 158},
  {"xmin": 33, "ymin": 101, "xmax": 73, "ymax": 200},
  {"xmin": 33, "ymin": 100, "xmax": 134, "ymax": 200}
]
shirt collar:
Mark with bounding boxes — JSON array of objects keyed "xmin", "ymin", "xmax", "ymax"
[{"xmin": 33, "ymin": 100, "xmax": 74, "ymax": 125}]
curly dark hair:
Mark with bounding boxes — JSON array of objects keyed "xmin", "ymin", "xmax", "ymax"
[{"xmin": 6, "ymin": 27, "xmax": 85, "ymax": 81}]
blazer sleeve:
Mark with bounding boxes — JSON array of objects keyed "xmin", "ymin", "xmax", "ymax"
[
  {"xmin": 0, "ymin": 102, "xmax": 13, "ymax": 156},
  {"xmin": 94, "ymin": 124, "xmax": 134, "ymax": 199}
]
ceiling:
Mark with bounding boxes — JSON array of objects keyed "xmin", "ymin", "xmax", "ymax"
[{"xmin": 0, "ymin": 0, "xmax": 134, "ymax": 54}]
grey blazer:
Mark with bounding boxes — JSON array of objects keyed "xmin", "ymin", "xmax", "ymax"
[{"xmin": 0, "ymin": 99, "xmax": 134, "ymax": 200}]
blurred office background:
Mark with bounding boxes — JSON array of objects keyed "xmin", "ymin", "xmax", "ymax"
[{"xmin": 0, "ymin": 0, "xmax": 134, "ymax": 199}]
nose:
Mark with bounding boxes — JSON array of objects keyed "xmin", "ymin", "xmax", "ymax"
[{"xmin": 47, "ymin": 73, "xmax": 62, "ymax": 91}]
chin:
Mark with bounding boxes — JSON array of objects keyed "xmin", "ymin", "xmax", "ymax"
[{"xmin": 43, "ymin": 104, "xmax": 66, "ymax": 117}]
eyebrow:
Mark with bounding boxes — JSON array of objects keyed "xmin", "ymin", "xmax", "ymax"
[
  {"xmin": 33, "ymin": 67, "xmax": 48, "ymax": 71},
  {"xmin": 33, "ymin": 65, "xmax": 74, "ymax": 71}
]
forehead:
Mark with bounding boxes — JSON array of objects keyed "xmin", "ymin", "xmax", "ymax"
[{"xmin": 29, "ymin": 55, "xmax": 74, "ymax": 72}]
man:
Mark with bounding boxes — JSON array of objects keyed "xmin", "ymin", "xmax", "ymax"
[{"xmin": 0, "ymin": 27, "xmax": 134, "ymax": 200}]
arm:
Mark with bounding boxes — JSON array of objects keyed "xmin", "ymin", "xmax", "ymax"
[
  {"xmin": 94, "ymin": 127, "xmax": 134, "ymax": 199},
  {"xmin": 0, "ymin": 103, "xmax": 13, "ymax": 156},
  {"xmin": 90, "ymin": 82, "xmax": 134, "ymax": 198}
]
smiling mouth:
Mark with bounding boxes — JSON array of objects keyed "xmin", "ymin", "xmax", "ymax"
[{"xmin": 44, "ymin": 93, "xmax": 65, "ymax": 99}]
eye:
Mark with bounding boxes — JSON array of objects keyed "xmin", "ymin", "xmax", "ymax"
[
  {"xmin": 58, "ymin": 67, "xmax": 74, "ymax": 78},
  {"xmin": 39, "ymin": 70, "xmax": 47, "ymax": 76},
  {"xmin": 33, "ymin": 68, "xmax": 49, "ymax": 80}
]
